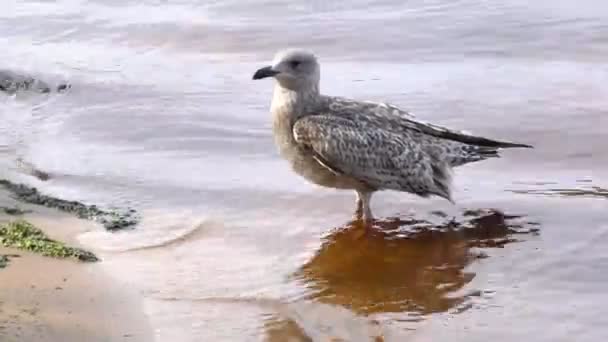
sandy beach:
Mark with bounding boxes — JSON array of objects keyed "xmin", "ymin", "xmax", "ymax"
[{"xmin": 0, "ymin": 191, "xmax": 152, "ymax": 342}]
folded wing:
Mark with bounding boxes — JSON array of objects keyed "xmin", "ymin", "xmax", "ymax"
[{"xmin": 292, "ymin": 115, "xmax": 453, "ymax": 200}]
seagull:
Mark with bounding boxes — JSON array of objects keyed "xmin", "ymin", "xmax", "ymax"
[{"xmin": 252, "ymin": 49, "xmax": 532, "ymax": 222}]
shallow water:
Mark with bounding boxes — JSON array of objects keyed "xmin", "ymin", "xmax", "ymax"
[{"xmin": 1, "ymin": 0, "xmax": 607, "ymax": 341}]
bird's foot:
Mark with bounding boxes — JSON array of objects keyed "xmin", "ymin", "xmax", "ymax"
[{"xmin": 351, "ymin": 214, "xmax": 376, "ymax": 233}]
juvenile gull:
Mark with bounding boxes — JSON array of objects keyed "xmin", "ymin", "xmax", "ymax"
[{"xmin": 252, "ymin": 49, "xmax": 532, "ymax": 222}]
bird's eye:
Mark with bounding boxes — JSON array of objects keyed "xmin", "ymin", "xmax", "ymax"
[{"xmin": 290, "ymin": 60, "xmax": 301, "ymax": 69}]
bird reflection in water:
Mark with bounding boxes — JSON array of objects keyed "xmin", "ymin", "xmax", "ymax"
[{"xmin": 296, "ymin": 209, "xmax": 538, "ymax": 315}]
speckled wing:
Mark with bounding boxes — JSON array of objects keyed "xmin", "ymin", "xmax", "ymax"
[{"xmin": 292, "ymin": 114, "xmax": 453, "ymax": 200}]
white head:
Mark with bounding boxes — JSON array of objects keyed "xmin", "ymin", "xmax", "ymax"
[{"xmin": 252, "ymin": 49, "xmax": 320, "ymax": 92}]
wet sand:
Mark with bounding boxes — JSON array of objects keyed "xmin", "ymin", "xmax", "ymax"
[
  {"xmin": 0, "ymin": 194, "xmax": 152, "ymax": 342},
  {"xmin": 0, "ymin": 250, "xmax": 151, "ymax": 342}
]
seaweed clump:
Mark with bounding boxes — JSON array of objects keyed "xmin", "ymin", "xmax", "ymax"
[
  {"xmin": 0, "ymin": 220, "xmax": 98, "ymax": 262},
  {"xmin": 0, "ymin": 69, "xmax": 70, "ymax": 94},
  {"xmin": 0, "ymin": 254, "xmax": 9, "ymax": 268},
  {"xmin": 0, "ymin": 206, "xmax": 30, "ymax": 215},
  {"xmin": 0, "ymin": 180, "xmax": 139, "ymax": 231}
]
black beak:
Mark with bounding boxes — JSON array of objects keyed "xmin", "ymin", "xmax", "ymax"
[{"xmin": 252, "ymin": 66, "xmax": 279, "ymax": 80}]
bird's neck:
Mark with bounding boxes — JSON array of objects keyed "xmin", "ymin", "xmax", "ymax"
[
  {"xmin": 270, "ymin": 84, "xmax": 321, "ymax": 149},
  {"xmin": 271, "ymin": 84, "xmax": 320, "ymax": 121}
]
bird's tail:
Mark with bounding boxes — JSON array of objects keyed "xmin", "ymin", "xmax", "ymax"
[
  {"xmin": 471, "ymin": 137, "xmax": 533, "ymax": 159},
  {"xmin": 449, "ymin": 138, "xmax": 531, "ymax": 168},
  {"xmin": 489, "ymin": 140, "xmax": 533, "ymax": 149}
]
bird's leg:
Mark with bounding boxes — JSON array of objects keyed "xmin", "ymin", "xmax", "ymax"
[
  {"xmin": 361, "ymin": 192, "xmax": 374, "ymax": 222},
  {"xmin": 354, "ymin": 194, "xmax": 364, "ymax": 220},
  {"xmin": 355, "ymin": 190, "xmax": 374, "ymax": 224}
]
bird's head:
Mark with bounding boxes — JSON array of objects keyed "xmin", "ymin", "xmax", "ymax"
[{"xmin": 252, "ymin": 49, "xmax": 320, "ymax": 92}]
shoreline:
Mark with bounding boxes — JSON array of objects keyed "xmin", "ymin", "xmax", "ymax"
[{"xmin": 0, "ymin": 186, "xmax": 153, "ymax": 342}]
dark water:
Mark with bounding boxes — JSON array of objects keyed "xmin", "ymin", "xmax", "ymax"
[{"xmin": 1, "ymin": 1, "xmax": 607, "ymax": 341}]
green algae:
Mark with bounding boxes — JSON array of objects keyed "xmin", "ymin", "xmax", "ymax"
[{"xmin": 0, "ymin": 220, "xmax": 98, "ymax": 262}]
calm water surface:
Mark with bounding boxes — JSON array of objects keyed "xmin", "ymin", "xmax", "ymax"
[{"xmin": 1, "ymin": 1, "xmax": 607, "ymax": 341}]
